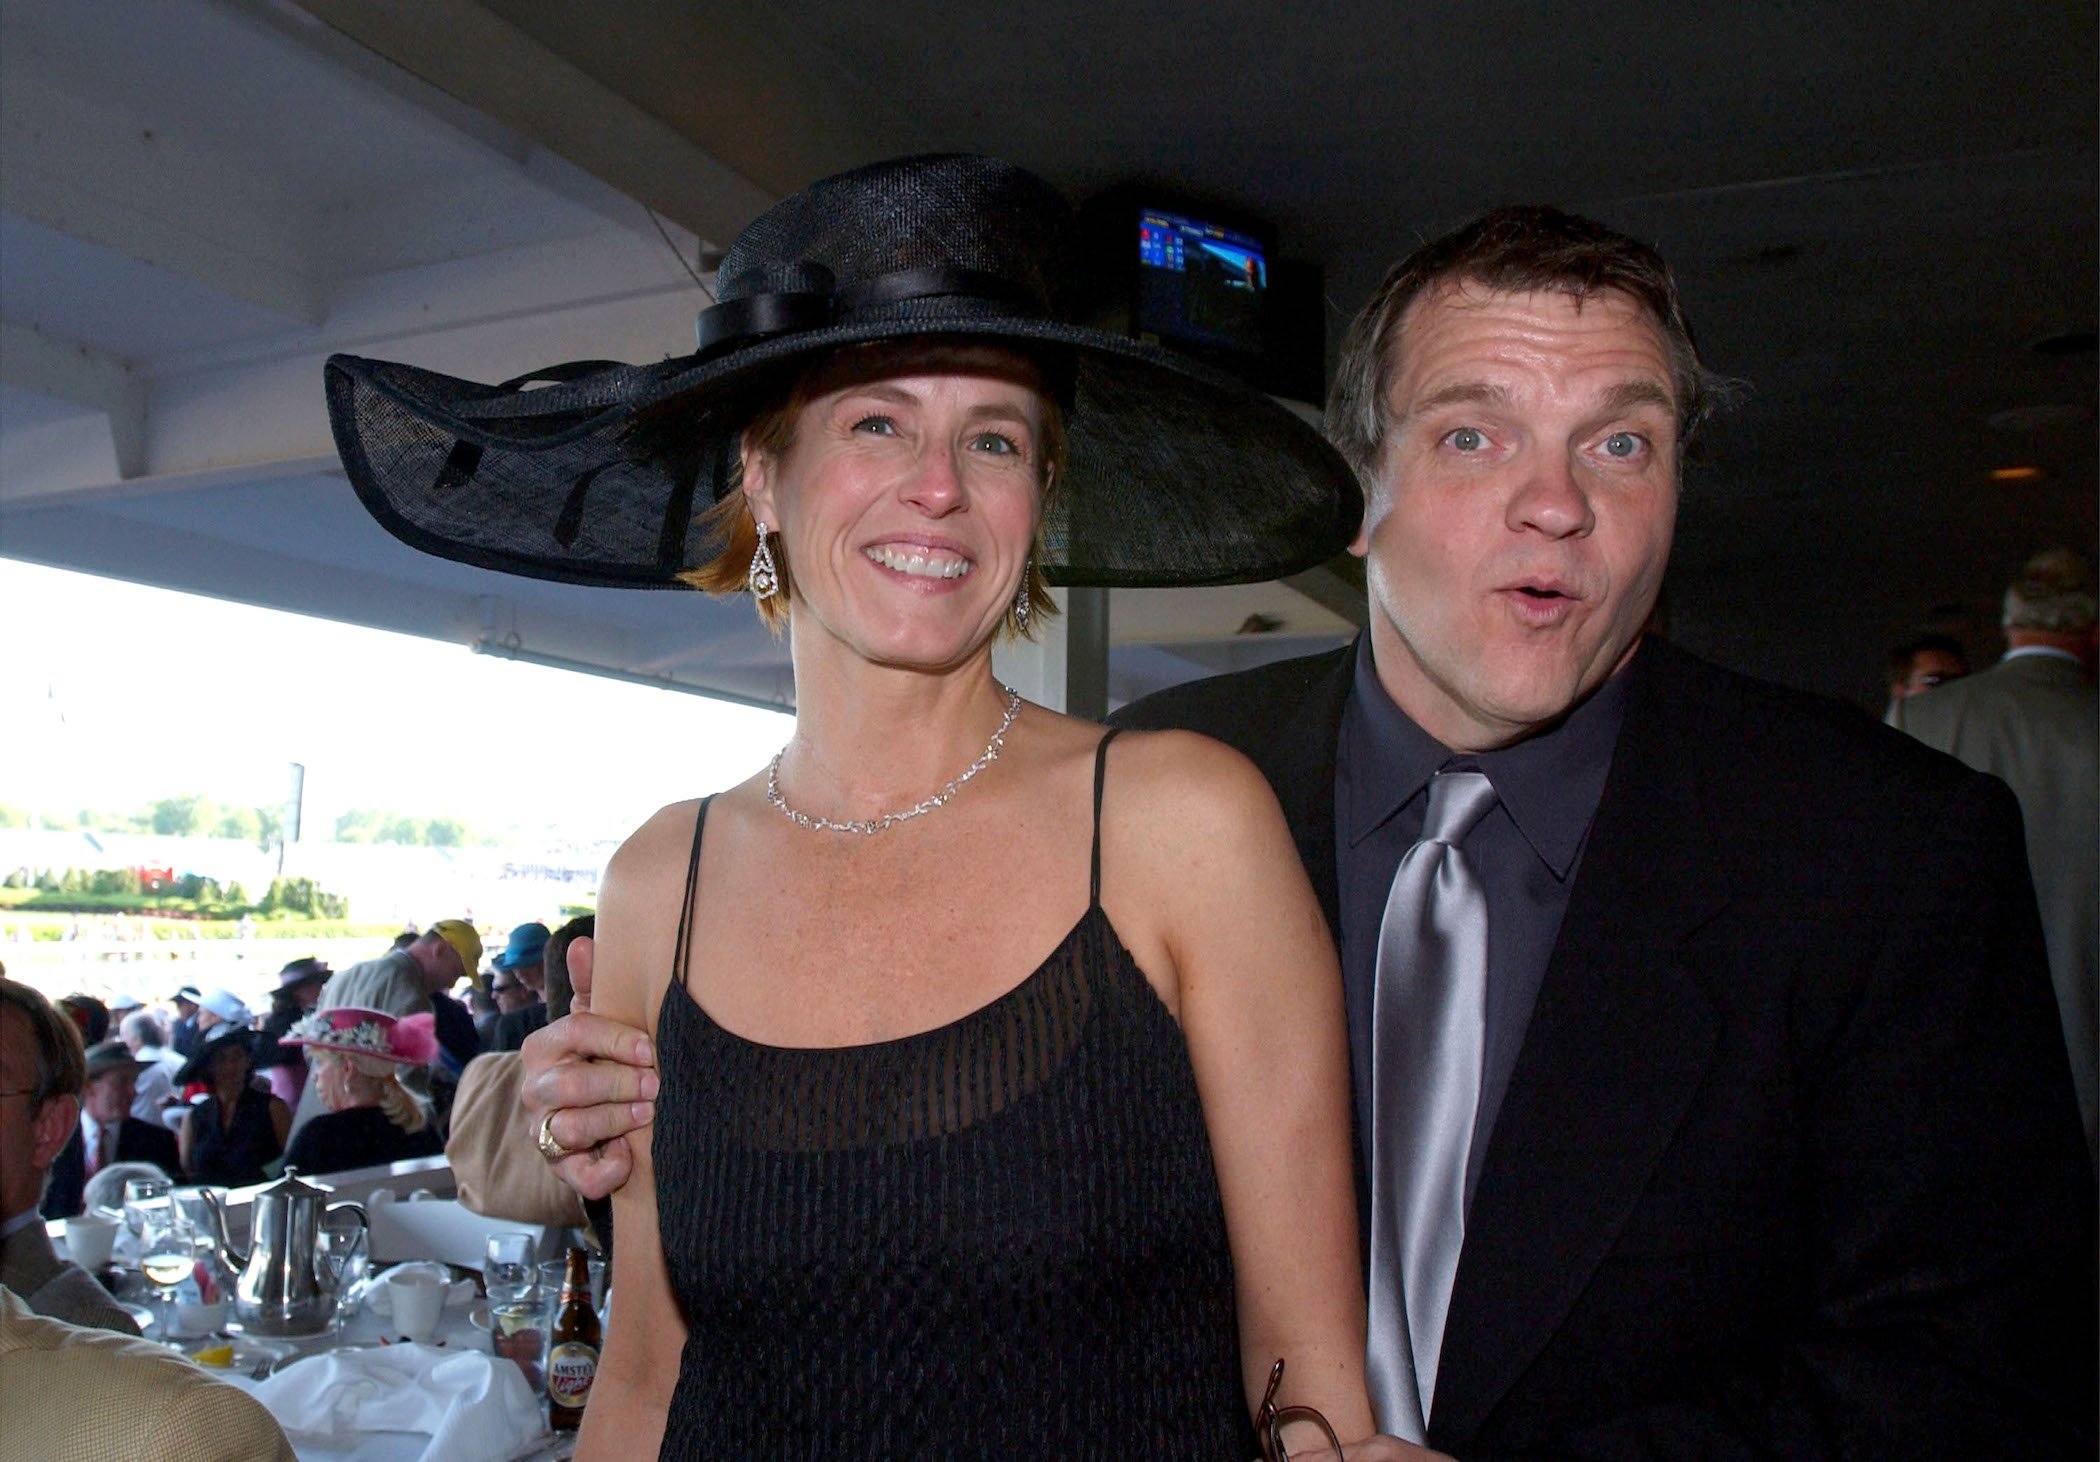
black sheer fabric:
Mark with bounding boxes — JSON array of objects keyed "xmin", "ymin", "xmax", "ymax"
[{"xmin": 652, "ymin": 734, "xmax": 1251, "ymax": 1458}]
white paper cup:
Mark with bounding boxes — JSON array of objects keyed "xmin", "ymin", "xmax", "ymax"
[
  {"xmin": 384, "ymin": 1270, "xmax": 447, "ymax": 1343},
  {"xmin": 65, "ymin": 1214, "xmax": 119, "ymax": 1270}
]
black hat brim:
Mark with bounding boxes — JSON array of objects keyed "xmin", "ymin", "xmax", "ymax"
[{"xmin": 326, "ymin": 315, "xmax": 1361, "ymax": 592}]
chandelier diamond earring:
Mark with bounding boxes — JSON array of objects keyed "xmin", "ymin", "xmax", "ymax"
[
  {"xmin": 748, "ymin": 521, "xmax": 779, "ymax": 600},
  {"xmin": 1013, "ymin": 559, "xmax": 1032, "ymax": 631}
]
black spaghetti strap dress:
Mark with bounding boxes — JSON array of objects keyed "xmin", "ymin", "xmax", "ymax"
[{"xmin": 649, "ymin": 731, "xmax": 1252, "ymax": 1458}]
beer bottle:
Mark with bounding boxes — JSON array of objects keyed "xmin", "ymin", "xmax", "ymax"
[{"xmin": 545, "ymin": 1246, "xmax": 602, "ymax": 1431}]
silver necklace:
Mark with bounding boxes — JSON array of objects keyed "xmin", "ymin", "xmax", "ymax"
[{"xmin": 766, "ymin": 683, "xmax": 1022, "ymax": 835}]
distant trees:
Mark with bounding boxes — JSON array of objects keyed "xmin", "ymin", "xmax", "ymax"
[
  {"xmin": 0, "ymin": 796, "xmax": 479, "ymax": 849},
  {"xmin": 333, "ymin": 809, "xmax": 483, "ymax": 847}
]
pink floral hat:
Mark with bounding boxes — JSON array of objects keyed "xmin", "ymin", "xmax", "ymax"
[{"xmin": 283, "ymin": 1006, "xmax": 439, "ymax": 1067}]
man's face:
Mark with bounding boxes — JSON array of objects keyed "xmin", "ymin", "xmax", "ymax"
[
  {"xmin": 490, "ymin": 972, "xmax": 534, "ymax": 1014},
  {"xmin": 1893, "ymin": 649, "xmax": 1965, "ymax": 699},
  {"xmin": 1353, "ymin": 283, "xmax": 1680, "ymax": 751},
  {"xmin": 0, "ymin": 1009, "xmax": 75, "ymax": 1218},
  {"xmin": 82, "ymin": 1066, "xmax": 135, "ymax": 1124}
]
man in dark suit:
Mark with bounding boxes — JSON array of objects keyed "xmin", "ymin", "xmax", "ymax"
[
  {"xmin": 41, "ymin": 1041, "xmax": 182, "ymax": 1219},
  {"xmin": 513, "ymin": 207, "xmax": 2095, "ymax": 1456}
]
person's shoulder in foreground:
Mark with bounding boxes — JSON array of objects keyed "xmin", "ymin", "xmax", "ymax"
[
  {"xmin": 0, "ymin": 1216, "xmax": 140, "ymax": 1336},
  {"xmin": 0, "ymin": 1285, "xmax": 295, "ymax": 1462}
]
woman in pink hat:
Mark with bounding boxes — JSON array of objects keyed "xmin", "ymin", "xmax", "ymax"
[{"xmin": 279, "ymin": 1008, "xmax": 443, "ymax": 1176}]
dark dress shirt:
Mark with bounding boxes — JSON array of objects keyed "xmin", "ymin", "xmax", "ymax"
[{"xmin": 1335, "ymin": 634, "xmax": 1626, "ymax": 1198}]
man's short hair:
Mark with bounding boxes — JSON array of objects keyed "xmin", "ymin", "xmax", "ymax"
[
  {"xmin": 1327, "ymin": 205, "xmax": 1736, "ymax": 484},
  {"xmin": 119, "ymin": 1009, "xmax": 168, "ymax": 1050},
  {"xmin": 1885, "ymin": 633, "xmax": 1969, "ymax": 692},
  {"xmin": 1, "ymin": 978, "xmax": 88, "ymax": 1110},
  {"xmin": 2003, "ymin": 547, "xmax": 2098, "ymax": 633},
  {"xmin": 544, "ymin": 915, "xmax": 595, "ymax": 1024}
]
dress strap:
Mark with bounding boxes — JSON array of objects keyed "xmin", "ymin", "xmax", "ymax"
[
  {"xmin": 1090, "ymin": 731, "xmax": 1121, "ymax": 907},
  {"xmin": 672, "ymin": 798, "xmax": 712, "ymax": 993}
]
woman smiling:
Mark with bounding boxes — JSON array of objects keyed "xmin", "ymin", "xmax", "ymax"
[{"xmin": 328, "ymin": 155, "xmax": 1372, "ymax": 1459}]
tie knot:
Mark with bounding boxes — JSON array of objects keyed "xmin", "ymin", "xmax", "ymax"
[{"xmin": 1422, "ymin": 770, "xmax": 1497, "ymax": 846}]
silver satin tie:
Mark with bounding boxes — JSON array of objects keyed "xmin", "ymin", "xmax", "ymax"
[{"xmin": 1364, "ymin": 769, "xmax": 1498, "ymax": 1443}]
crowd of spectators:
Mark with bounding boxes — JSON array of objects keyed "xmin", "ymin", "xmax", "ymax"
[{"xmin": 23, "ymin": 911, "xmax": 593, "ymax": 1218}]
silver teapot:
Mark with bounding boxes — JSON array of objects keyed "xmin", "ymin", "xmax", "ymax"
[{"xmin": 198, "ymin": 1172, "xmax": 367, "ymax": 1336}]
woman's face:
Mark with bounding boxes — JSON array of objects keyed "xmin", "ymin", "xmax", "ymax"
[
  {"xmin": 741, "ymin": 342, "xmax": 1049, "ymax": 675},
  {"xmin": 209, "ymin": 1043, "xmax": 249, "ymax": 1088},
  {"xmin": 314, "ymin": 1054, "xmax": 377, "ymax": 1113}
]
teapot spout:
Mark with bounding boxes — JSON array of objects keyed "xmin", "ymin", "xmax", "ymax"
[{"xmin": 197, "ymin": 1187, "xmax": 248, "ymax": 1271}]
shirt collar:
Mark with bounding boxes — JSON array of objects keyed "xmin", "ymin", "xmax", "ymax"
[
  {"xmin": 1341, "ymin": 631, "xmax": 1632, "ymax": 879},
  {"xmin": 2003, "ymin": 644, "xmax": 2082, "ymax": 666}
]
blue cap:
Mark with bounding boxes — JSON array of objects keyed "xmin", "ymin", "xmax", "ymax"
[{"xmin": 491, "ymin": 922, "xmax": 550, "ymax": 973}]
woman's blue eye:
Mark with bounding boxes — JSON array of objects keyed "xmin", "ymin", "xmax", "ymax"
[
  {"xmin": 1448, "ymin": 427, "xmax": 1485, "ymax": 452},
  {"xmin": 972, "ymin": 432, "xmax": 1019, "ymax": 455},
  {"xmin": 1603, "ymin": 432, "xmax": 1641, "ymax": 458},
  {"xmin": 852, "ymin": 415, "xmax": 897, "ymax": 435}
]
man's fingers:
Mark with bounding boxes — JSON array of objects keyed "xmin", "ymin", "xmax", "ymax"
[
  {"xmin": 529, "ymin": 1008, "xmax": 653, "ymax": 1068},
  {"xmin": 567, "ymin": 935, "xmax": 595, "ymax": 1013},
  {"xmin": 554, "ymin": 1136, "xmax": 632, "ymax": 1203},
  {"xmin": 547, "ymin": 1100, "xmax": 654, "ymax": 1156}
]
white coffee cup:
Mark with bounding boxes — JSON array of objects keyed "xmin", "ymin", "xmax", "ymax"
[
  {"xmin": 65, "ymin": 1214, "xmax": 119, "ymax": 1270},
  {"xmin": 385, "ymin": 1269, "xmax": 447, "ymax": 1343}
]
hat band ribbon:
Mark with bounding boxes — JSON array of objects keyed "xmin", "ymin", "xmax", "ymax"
[{"xmin": 695, "ymin": 265, "xmax": 1044, "ymax": 357}]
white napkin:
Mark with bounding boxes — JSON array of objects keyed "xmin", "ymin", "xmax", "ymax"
[{"xmin": 249, "ymin": 1342, "xmax": 544, "ymax": 1462}]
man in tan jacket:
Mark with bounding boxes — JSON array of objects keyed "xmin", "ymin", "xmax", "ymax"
[
  {"xmin": 0, "ymin": 1287, "xmax": 294, "ymax": 1462},
  {"xmin": 0, "ymin": 978, "xmax": 138, "ymax": 1335}
]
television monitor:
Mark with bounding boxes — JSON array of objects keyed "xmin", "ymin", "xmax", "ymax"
[{"xmin": 1133, "ymin": 207, "xmax": 1270, "ymax": 357}]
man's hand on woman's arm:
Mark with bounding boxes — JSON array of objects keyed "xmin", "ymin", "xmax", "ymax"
[{"xmin": 519, "ymin": 935, "xmax": 660, "ymax": 1201}]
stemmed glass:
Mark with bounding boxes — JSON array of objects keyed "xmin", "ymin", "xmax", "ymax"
[
  {"xmin": 139, "ymin": 1208, "xmax": 196, "ymax": 1341},
  {"xmin": 315, "ymin": 1209, "xmax": 368, "ymax": 1334}
]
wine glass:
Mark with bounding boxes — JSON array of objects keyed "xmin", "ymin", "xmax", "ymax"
[
  {"xmin": 139, "ymin": 1209, "xmax": 195, "ymax": 1340},
  {"xmin": 315, "ymin": 1210, "xmax": 368, "ymax": 1333}
]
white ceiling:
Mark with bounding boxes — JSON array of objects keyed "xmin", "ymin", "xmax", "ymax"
[
  {"xmin": 0, "ymin": 0, "xmax": 1354, "ymax": 716},
  {"xmin": 1, "ymin": 0, "xmax": 2091, "ymax": 711}
]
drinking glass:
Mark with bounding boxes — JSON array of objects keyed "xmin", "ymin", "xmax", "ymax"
[
  {"xmin": 122, "ymin": 1176, "xmax": 172, "ymax": 1243},
  {"xmin": 315, "ymin": 1209, "xmax": 368, "ymax": 1334},
  {"xmin": 139, "ymin": 1209, "xmax": 196, "ymax": 1340},
  {"xmin": 482, "ymin": 1232, "xmax": 535, "ymax": 1308}
]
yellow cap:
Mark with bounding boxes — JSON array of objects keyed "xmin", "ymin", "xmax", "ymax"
[{"xmin": 429, "ymin": 919, "xmax": 483, "ymax": 980}]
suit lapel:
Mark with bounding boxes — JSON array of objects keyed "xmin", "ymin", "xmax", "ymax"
[
  {"xmin": 1248, "ymin": 643, "xmax": 1354, "ymax": 948},
  {"xmin": 1432, "ymin": 640, "xmax": 1731, "ymax": 1443}
]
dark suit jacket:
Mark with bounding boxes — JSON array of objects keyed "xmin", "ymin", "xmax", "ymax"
[
  {"xmin": 1114, "ymin": 635, "xmax": 2096, "ymax": 1457},
  {"xmin": 41, "ymin": 1117, "xmax": 183, "ymax": 1220}
]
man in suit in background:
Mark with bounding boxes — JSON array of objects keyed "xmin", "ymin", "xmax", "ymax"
[
  {"xmin": 41, "ymin": 1040, "xmax": 182, "ymax": 1219},
  {"xmin": 1891, "ymin": 546, "xmax": 2099, "ymax": 1158},
  {"xmin": 516, "ymin": 207, "xmax": 2096, "ymax": 1456}
]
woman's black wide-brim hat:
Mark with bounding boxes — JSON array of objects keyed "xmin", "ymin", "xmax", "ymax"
[
  {"xmin": 325, "ymin": 154, "xmax": 1361, "ymax": 590},
  {"xmin": 175, "ymin": 1024, "xmax": 256, "ymax": 1086}
]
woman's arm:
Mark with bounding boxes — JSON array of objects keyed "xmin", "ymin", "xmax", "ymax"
[
  {"xmin": 574, "ymin": 805, "xmax": 695, "ymax": 1462},
  {"xmin": 267, "ymin": 1096, "xmax": 290, "ymax": 1150},
  {"xmin": 177, "ymin": 1107, "xmax": 195, "ymax": 1177},
  {"xmin": 1106, "ymin": 730, "xmax": 1374, "ymax": 1448}
]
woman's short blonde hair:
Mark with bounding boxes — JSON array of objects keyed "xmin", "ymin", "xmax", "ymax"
[
  {"xmin": 670, "ymin": 339, "xmax": 1066, "ymax": 638},
  {"xmin": 311, "ymin": 1047, "xmax": 429, "ymax": 1135}
]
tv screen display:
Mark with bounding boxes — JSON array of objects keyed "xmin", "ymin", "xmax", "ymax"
[{"xmin": 1135, "ymin": 208, "xmax": 1268, "ymax": 355}]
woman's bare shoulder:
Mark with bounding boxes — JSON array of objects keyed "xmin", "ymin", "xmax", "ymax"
[
  {"xmin": 1103, "ymin": 726, "xmax": 1283, "ymax": 832},
  {"xmin": 601, "ymin": 797, "xmax": 709, "ymax": 894}
]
